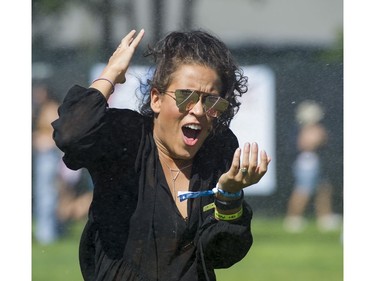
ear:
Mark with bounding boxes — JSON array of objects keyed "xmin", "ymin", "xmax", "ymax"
[{"xmin": 150, "ymin": 88, "xmax": 161, "ymax": 114}]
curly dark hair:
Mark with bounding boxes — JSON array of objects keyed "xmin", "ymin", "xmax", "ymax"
[{"xmin": 139, "ymin": 30, "xmax": 248, "ymax": 133}]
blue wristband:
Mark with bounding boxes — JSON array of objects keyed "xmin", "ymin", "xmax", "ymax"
[
  {"xmin": 215, "ymin": 185, "xmax": 243, "ymax": 199},
  {"xmin": 177, "ymin": 185, "xmax": 243, "ymax": 202}
]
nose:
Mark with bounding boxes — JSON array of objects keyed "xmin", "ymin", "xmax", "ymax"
[{"xmin": 189, "ymin": 98, "xmax": 205, "ymax": 117}]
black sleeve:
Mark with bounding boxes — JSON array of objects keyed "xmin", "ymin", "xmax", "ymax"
[
  {"xmin": 196, "ymin": 129, "xmax": 253, "ymax": 269},
  {"xmin": 52, "ymin": 85, "xmax": 143, "ymax": 170},
  {"xmin": 198, "ymin": 202, "xmax": 253, "ymax": 269}
]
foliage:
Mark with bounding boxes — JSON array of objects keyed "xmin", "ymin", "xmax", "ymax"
[
  {"xmin": 317, "ymin": 30, "xmax": 343, "ymax": 63},
  {"xmin": 32, "ymin": 0, "xmax": 73, "ymax": 15}
]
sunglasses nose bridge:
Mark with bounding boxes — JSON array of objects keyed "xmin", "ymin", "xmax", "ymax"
[{"xmin": 188, "ymin": 94, "xmax": 206, "ymax": 116}]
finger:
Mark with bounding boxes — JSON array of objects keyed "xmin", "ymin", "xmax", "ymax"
[
  {"xmin": 121, "ymin": 30, "xmax": 137, "ymax": 45},
  {"xmin": 119, "ymin": 29, "xmax": 144, "ymax": 49},
  {"xmin": 258, "ymin": 150, "xmax": 270, "ymax": 175},
  {"xmin": 249, "ymin": 142, "xmax": 259, "ymax": 171},
  {"xmin": 240, "ymin": 142, "xmax": 250, "ymax": 175},
  {"xmin": 130, "ymin": 29, "xmax": 145, "ymax": 48},
  {"xmin": 229, "ymin": 148, "xmax": 241, "ymax": 176},
  {"xmin": 114, "ymin": 31, "xmax": 136, "ymax": 52}
]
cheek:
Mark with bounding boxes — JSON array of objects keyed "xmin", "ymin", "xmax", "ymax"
[
  {"xmin": 158, "ymin": 106, "xmax": 183, "ymax": 130},
  {"xmin": 162, "ymin": 97, "xmax": 181, "ymax": 116},
  {"xmin": 163, "ymin": 107, "xmax": 182, "ymax": 122}
]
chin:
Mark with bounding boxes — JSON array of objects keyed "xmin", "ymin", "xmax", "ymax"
[
  {"xmin": 185, "ymin": 144, "xmax": 204, "ymax": 159},
  {"xmin": 171, "ymin": 145, "xmax": 197, "ymax": 160}
]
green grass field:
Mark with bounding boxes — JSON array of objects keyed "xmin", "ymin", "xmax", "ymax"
[{"xmin": 32, "ymin": 217, "xmax": 343, "ymax": 281}]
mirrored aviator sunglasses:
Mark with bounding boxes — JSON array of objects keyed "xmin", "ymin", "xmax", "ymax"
[{"xmin": 165, "ymin": 89, "xmax": 229, "ymax": 118}]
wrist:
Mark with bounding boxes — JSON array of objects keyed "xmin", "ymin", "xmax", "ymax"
[
  {"xmin": 214, "ymin": 206, "xmax": 243, "ymax": 221},
  {"xmin": 214, "ymin": 184, "xmax": 243, "ymax": 199},
  {"xmin": 101, "ymin": 66, "xmax": 125, "ymax": 84},
  {"xmin": 215, "ymin": 192, "xmax": 244, "ymax": 211},
  {"xmin": 91, "ymin": 78, "xmax": 115, "ymax": 98}
]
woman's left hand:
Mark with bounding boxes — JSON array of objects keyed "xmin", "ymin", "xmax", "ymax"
[
  {"xmin": 217, "ymin": 142, "xmax": 271, "ymax": 193},
  {"xmin": 103, "ymin": 29, "xmax": 145, "ymax": 85}
]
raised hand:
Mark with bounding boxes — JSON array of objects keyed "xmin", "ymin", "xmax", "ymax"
[
  {"xmin": 91, "ymin": 29, "xmax": 145, "ymax": 98},
  {"xmin": 105, "ymin": 29, "xmax": 145, "ymax": 84},
  {"xmin": 217, "ymin": 142, "xmax": 271, "ymax": 193}
]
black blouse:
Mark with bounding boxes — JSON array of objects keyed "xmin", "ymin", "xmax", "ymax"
[{"xmin": 52, "ymin": 85, "xmax": 253, "ymax": 281}]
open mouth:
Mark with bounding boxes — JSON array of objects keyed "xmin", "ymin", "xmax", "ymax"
[{"xmin": 182, "ymin": 124, "xmax": 202, "ymax": 146}]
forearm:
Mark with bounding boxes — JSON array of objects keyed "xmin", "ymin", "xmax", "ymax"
[
  {"xmin": 198, "ymin": 202, "xmax": 253, "ymax": 268},
  {"xmin": 90, "ymin": 79, "xmax": 114, "ymax": 100},
  {"xmin": 52, "ymin": 85, "xmax": 107, "ymax": 148},
  {"xmin": 90, "ymin": 67, "xmax": 119, "ymax": 100}
]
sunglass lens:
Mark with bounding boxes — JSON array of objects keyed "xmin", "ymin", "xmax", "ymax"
[
  {"xmin": 204, "ymin": 96, "xmax": 229, "ymax": 117},
  {"xmin": 175, "ymin": 90, "xmax": 199, "ymax": 111},
  {"xmin": 173, "ymin": 90, "xmax": 229, "ymax": 117}
]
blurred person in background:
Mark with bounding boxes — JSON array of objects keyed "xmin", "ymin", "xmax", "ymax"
[
  {"xmin": 57, "ymin": 165, "xmax": 93, "ymax": 232},
  {"xmin": 284, "ymin": 100, "xmax": 341, "ymax": 233},
  {"xmin": 33, "ymin": 83, "xmax": 94, "ymax": 243},
  {"xmin": 52, "ymin": 29, "xmax": 271, "ymax": 281},
  {"xmin": 32, "ymin": 83, "xmax": 62, "ymax": 244}
]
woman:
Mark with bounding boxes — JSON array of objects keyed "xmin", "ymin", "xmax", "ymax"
[
  {"xmin": 284, "ymin": 100, "xmax": 340, "ymax": 232},
  {"xmin": 33, "ymin": 85, "xmax": 61, "ymax": 245},
  {"xmin": 52, "ymin": 29, "xmax": 271, "ymax": 281}
]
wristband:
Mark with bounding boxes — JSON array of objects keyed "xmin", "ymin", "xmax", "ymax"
[
  {"xmin": 216, "ymin": 186, "xmax": 243, "ymax": 199},
  {"xmin": 92, "ymin": 78, "xmax": 115, "ymax": 94},
  {"xmin": 214, "ymin": 192, "xmax": 244, "ymax": 211},
  {"xmin": 214, "ymin": 207, "xmax": 243, "ymax": 221},
  {"xmin": 177, "ymin": 185, "xmax": 242, "ymax": 202}
]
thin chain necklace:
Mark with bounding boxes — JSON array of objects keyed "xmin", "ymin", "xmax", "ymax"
[{"xmin": 160, "ymin": 157, "xmax": 192, "ymax": 200}]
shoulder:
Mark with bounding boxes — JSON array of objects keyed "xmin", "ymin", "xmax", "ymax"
[
  {"xmin": 206, "ymin": 128, "xmax": 238, "ymax": 150},
  {"xmin": 198, "ymin": 129, "xmax": 238, "ymax": 164},
  {"xmin": 103, "ymin": 108, "xmax": 153, "ymax": 139},
  {"xmin": 106, "ymin": 108, "xmax": 144, "ymax": 123}
]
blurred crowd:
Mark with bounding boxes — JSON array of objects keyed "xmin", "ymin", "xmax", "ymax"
[{"xmin": 32, "ymin": 82, "xmax": 93, "ymax": 245}]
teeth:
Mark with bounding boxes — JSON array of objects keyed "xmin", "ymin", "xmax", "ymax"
[{"xmin": 184, "ymin": 124, "xmax": 201, "ymax": 130}]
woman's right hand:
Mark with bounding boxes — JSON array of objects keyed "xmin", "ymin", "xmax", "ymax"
[{"xmin": 91, "ymin": 29, "xmax": 145, "ymax": 97}]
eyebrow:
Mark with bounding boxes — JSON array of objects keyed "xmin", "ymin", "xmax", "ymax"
[{"xmin": 184, "ymin": 89, "xmax": 221, "ymax": 96}]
